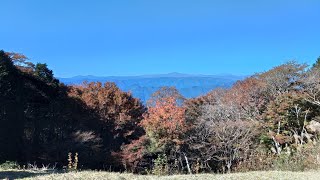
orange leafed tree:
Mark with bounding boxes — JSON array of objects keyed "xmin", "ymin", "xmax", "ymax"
[
  {"xmin": 68, "ymin": 81, "xmax": 146, "ymax": 169},
  {"xmin": 141, "ymin": 96, "xmax": 187, "ymax": 144},
  {"xmin": 69, "ymin": 82, "xmax": 145, "ymax": 139},
  {"xmin": 121, "ymin": 87, "xmax": 189, "ymax": 172},
  {"xmin": 5, "ymin": 52, "xmax": 35, "ymax": 73}
]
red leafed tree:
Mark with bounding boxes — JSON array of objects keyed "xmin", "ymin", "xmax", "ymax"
[
  {"xmin": 120, "ymin": 135, "xmax": 149, "ymax": 172},
  {"xmin": 141, "ymin": 96, "xmax": 187, "ymax": 145},
  {"xmin": 121, "ymin": 87, "xmax": 189, "ymax": 173},
  {"xmin": 69, "ymin": 82, "xmax": 145, "ymax": 141},
  {"xmin": 68, "ymin": 81, "xmax": 146, "ymax": 169}
]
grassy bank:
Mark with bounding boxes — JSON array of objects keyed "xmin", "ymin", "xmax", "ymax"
[{"xmin": 1, "ymin": 170, "xmax": 320, "ymax": 180}]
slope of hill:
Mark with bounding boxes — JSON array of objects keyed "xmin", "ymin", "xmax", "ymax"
[{"xmin": 59, "ymin": 73, "xmax": 245, "ymax": 102}]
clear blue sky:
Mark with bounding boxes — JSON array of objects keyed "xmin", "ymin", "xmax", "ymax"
[{"xmin": 1, "ymin": 0, "xmax": 320, "ymax": 77}]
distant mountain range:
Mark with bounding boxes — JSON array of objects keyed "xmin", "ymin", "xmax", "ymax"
[{"xmin": 59, "ymin": 73, "xmax": 246, "ymax": 103}]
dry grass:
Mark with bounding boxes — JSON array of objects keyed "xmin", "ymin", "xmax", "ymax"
[{"xmin": 1, "ymin": 170, "xmax": 320, "ymax": 180}]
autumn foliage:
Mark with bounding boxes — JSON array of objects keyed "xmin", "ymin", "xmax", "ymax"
[
  {"xmin": 120, "ymin": 88, "xmax": 190, "ymax": 173},
  {"xmin": 2, "ymin": 50, "xmax": 320, "ymax": 174},
  {"xmin": 69, "ymin": 82, "xmax": 145, "ymax": 141},
  {"xmin": 141, "ymin": 97, "xmax": 187, "ymax": 143}
]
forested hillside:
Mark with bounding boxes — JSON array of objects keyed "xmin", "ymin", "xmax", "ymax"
[{"xmin": 1, "ymin": 50, "xmax": 320, "ymax": 174}]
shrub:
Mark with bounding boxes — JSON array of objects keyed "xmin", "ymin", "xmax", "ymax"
[
  {"xmin": 0, "ymin": 161, "xmax": 20, "ymax": 170},
  {"xmin": 236, "ymin": 143, "xmax": 320, "ymax": 172},
  {"xmin": 152, "ymin": 154, "xmax": 169, "ymax": 176}
]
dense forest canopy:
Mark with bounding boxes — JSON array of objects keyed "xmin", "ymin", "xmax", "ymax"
[{"xmin": 1, "ymin": 50, "xmax": 320, "ymax": 174}]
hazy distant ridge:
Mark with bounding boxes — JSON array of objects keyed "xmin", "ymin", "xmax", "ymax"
[{"xmin": 59, "ymin": 73, "xmax": 245, "ymax": 102}]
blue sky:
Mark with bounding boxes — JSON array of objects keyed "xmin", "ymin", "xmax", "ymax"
[{"xmin": 1, "ymin": 0, "xmax": 320, "ymax": 77}]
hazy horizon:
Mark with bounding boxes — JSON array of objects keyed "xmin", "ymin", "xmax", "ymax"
[{"xmin": 58, "ymin": 72, "xmax": 249, "ymax": 79}]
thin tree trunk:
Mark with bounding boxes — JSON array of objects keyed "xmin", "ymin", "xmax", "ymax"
[{"xmin": 183, "ymin": 153, "xmax": 192, "ymax": 174}]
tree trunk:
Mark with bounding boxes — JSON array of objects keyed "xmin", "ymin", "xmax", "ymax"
[{"xmin": 183, "ymin": 153, "xmax": 192, "ymax": 174}]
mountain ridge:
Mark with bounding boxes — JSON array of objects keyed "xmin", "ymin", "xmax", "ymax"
[
  {"xmin": 59, "ymin": 73, "xmax": 246, "ymax": 102},
  {"xmin": 60, "ymin": 72, "xmax": 246, "ymax": 80}
]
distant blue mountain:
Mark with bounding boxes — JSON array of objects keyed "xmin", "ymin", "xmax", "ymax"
[{"xmin": 59, "ymin": 73, "xmax": 246, "ymax": 103}]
